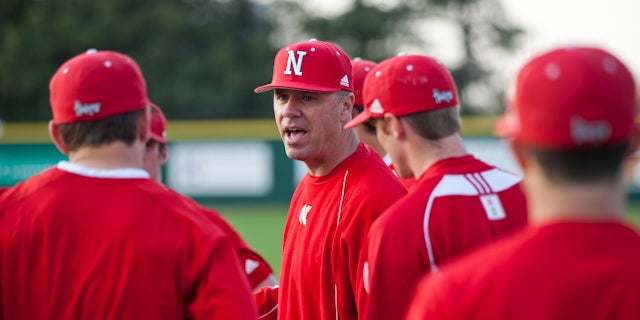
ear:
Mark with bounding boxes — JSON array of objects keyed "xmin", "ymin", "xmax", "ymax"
[
  {"xmin": 385, "ymin": 113, "xmax": 405, "ymax": 140},
  {"xmin": 625, "ymin": 124, "xmax": 640, "ymax": 157},
  {"xmin": 138, "ymin": 106, "xmax": 151, "ymax": 143},
  {"xmin": 340, "ymin": 92, "xmax": 355, "ymax": 121},
  {"xmin": 509, "ymin": 140, "xmax": 529, "ymax": 172},
  {"xmin": 160, "ymin": 143, "xmax": 169, "ymax": 165},
  {"xmin": 48, "ymin": 121, "xmax": 69, "ymax": 155}
]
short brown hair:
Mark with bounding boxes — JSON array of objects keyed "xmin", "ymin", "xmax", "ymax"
[
  {"xmin": 528, "ymin": 143, "xmax": 627, "ymax": 184},
  {"xmin": 401, "ymin": 106, "xmax": 460, "ymax": 140},
  {"xmin": 58, "ymin": 109, "xmax": 144, "ymax": 152}
]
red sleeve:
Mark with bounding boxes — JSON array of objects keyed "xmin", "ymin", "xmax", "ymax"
[
  {"xmin": 183, "ymin": 224, "xmax": 258, "ymax": 319},
  {"xmin": 197, "ymin": 206, "xmax": 275, "ymax": 289},
  {"xmin": 239, "ymin": 249, "xmax": 274, "ymax": 289},
  {"xmin": 363, "ymin": 212, "xmax": 430, "ymax": 320},
  {"xmin": 335, "ymin": 179, "xmax": 407, "ymax": 318},
  {"xmin": 254, "ymin": 285, "xmax": 279, "ymax": 320}
]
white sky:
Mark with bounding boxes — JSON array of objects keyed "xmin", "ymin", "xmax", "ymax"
[
  {"xmin": 301, "ymin": 0, "xmax": 640, "ymax": 82},
  {"xmin": 501, "ymin": 0, "xmax": 640, "ymax": 76}
]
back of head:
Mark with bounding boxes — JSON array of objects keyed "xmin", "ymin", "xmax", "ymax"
[
  {"xmin": 345, "ymin": 54, "xmax": 460, "ymax": 139},
  {"xmin": 49, "ymin": 49, "xmax": 151, "ymax": 151},
  {"xmin": 496, "ymin": 46, "xmax": 637, "ymax": 182},
  {"xmin": 254, "ymin": 39, "xmax": 354, "ymax": 93},
  {"xmin": 349, "ymin": 58, "xmax": 387, "ymax": 154}
]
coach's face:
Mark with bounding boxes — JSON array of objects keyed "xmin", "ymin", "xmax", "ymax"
[{"xmin": 273, "ymin": 88, "xmax": 351, "ymax": 165}]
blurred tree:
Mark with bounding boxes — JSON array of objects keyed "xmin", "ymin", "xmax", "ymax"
[
  {"xmin": 299, "ymin": 0, "xmax": 523, "ymax": 115},
  {"xmin": 299, "ymin": 0, "xmax": 422, "ymax": 61},
  {"xmin": 0, "ymin": 0, "xmax": 523, "ymax": 120},
  {"xmin": 0, "ymin": 0, "xmax": 277, "ymax": 120},
  {"xmin": 417, "ymin": 0, "xmax": 524, "ymax": 114}
]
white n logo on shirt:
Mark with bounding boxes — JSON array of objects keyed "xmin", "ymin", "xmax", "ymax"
[
  {"xmin": 284, "ymin": 50, "xmax": 307, "ymax": 76},
  {"xmin": 299, "ymin": 204, "xmax": 312, "ymax": 226}
]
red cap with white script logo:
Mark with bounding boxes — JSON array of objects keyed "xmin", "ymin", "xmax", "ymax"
[
  {"xmin": 49, "ymin": 49, "xmax": 150, "ymax": 124},
  {"xmin": 254, "ymin": 39, "xmax": 353, "ymax": 93},
  {"xmin": 494, "ymin": 46, "xmax": 637, "ymax": 149},
  {"xmin": 344, "ymin": 54, "xmax": 458, "ymax": 129}
]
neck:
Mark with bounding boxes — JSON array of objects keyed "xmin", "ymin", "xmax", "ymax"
[
  {"xmin": 152, "ymin": 170, "xmax": 163, "ymax": 183},
  {"xmin": 410, "ymin": 133, "xmax": 467, "ymax": 179},
  {"xmin": 68, "ymin": 141, "xmax": 145, "ymax": 170},
  {"xmin": 306, "ymin": 132, "xmax": 360, "ymax": 176},
  {"xmin": 524, "ymin": 168, "xmax": 626, "ymax": 224}
]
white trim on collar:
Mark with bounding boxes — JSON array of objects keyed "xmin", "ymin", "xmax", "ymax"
[{"xmin": 57, "ymin": 161, "xmax": 150, "ymax": 179}]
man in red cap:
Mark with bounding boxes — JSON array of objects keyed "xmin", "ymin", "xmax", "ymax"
[
  {"xmin": 0, "ymin": 49, "xmax": 257, "ymax": 319},
  {"xmin": 344, "ymin": 54, "xmax": 528, "ymax": 320},
  {"xmin": 143, "ymin": 104, "xmax": 279, "ymax": 292},
  {"xmin": 351, "ymin": 57, "xmax": 415, "ymax": 189},
  {"xmin": 405, "ymin": 46, "xmax": 640, "ymax": 319},
  {"xmin": 254, "ymin": 39, "xmax": 407, "ymax": 320}
]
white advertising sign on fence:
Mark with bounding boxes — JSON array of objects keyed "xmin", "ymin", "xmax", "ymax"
[{"xmin": 167, "ymin": 141, "xmax": 273, "ymax": 197}]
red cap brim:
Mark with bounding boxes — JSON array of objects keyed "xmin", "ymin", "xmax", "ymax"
[
  {"xmin": 344, "ymin": 108, "xmax": 373, "ymax": 129},
  {"xmin": 255, "ymin": 81, "xmax": 343, "ymax": 93}
]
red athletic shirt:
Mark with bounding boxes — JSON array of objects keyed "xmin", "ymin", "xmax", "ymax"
[
  {"xmin": 0, "ymin": 163, "xmax": 257, "ymax": 320},
  {"xmin": 405, "ymin": 221, "xmax": 640, "ymax": 320},
  {"xmin": 167, "ymin": 190, "xmax": 273, "ymax": 289},
  {"xmin": 363, "ymin": 155, "xmax": 527, "ymax": 320},
  {"xmin": 276, "ymin": 143, "xmax": 407, "ymax": 320},
  {"xmin": 388, "ymin": 163, "xmax": 417, "ymax": 190}
]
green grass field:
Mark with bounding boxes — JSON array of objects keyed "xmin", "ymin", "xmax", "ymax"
[
  {"xmin": 210, "ymin": 201, "xmax": 640, "ymax": 277},
  {"xmin": 214, "ymin": 203, "xmax": 288, "ymax": 276}
]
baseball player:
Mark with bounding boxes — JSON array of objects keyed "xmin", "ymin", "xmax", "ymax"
[
  {"xmin": 405, "ymin": 46, "xmax": 640, "ymax": 319},
  {"xmin": 253, "ymin": 39, "xmax": 407, "ymax": 320},
  {"xmin": 351, "ymin": 57, "xmax": 416, "ymax": 189},
  {"xmin": 144, "ymin": 103, "xmax": 279, "ymax": 291},
  {"xmin": 344, "ymin": 54, "xmax": 528, "ymax": 320},
  {"xmin": 0, "ymin": 50, "xmax": 256, "ymax": 319}
]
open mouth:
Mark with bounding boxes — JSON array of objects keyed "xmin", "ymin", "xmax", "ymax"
[{"xmin": 286, "ymin": 128, "xmax": 306, "ymax": 137}]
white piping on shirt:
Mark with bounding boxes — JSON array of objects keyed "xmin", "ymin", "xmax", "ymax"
[
  {"xmin": 335, "ymin": 284, "xmax": 339, "ymax": 320},
  {"xmin": 258, "ymin": 305, "xmax": 278, "ymax": 319},
  {"xmin": 257, "ymin": 285, "xmax": 279, "ymax": 319},
  {"xmin": 423, "ymin": 168, "xmax": 521, "ymax": 272},
  {"xmin": 337, "ymin": 170, "xmax": 349, "ymax": 227},
  {"xmin": 334, "ymin": 170, "xmax": 349, "ymax": 320}
]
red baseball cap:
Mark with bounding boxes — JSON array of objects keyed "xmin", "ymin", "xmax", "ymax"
[
  {"xmin": 150, "ymin": 104, "xmax": 168, "ymax": 144},
  {"xmin": 352, "ymin": 58, "xmax": 378, "ymax": 106},
  {"xmin": 49, "ymin": 49, "xmax": 151, "ymax": 124},
  {"xmin": 345, "ymin": 54, "xmax": 458, "ymax": 129},
  {"xmin": 254, "ymin": 39, "xmax": 353, "ymax": 93},
  {"xmin": 495, "ymin": 46, "xmax": 637, "ymax": 149}
]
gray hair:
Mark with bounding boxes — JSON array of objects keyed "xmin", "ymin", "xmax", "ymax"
[{"xmin": 336, "ymin": 89, "xmax": 352, "ymax": 103}]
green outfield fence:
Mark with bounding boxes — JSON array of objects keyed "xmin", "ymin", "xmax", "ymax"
[
  {"xmin": 0, "ymin": 117, "xmax": 498, "ymax": 200},
  {"xmin": 0, "ymin": 116, "xmax": 500, "ymax": 143},
  {"xmin": 3, "ymin": 117, "xmax": 640, "ymax": 203}
]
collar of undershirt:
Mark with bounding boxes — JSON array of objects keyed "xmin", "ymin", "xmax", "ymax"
[{"xmin": 57, "ymin": 160, "xmax": 150, "ymax": 179}]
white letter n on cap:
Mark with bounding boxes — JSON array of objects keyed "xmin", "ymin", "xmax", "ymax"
[{"xmin": 284, "ymin": 50, "xmax": 307, "ymax": 76}]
